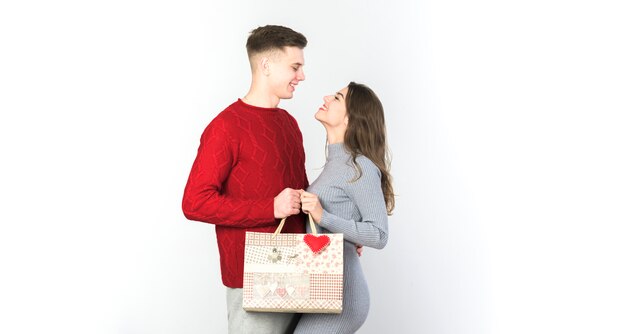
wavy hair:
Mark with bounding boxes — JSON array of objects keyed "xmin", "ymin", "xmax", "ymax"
[{"xmin": 344, "ymin": 82, "xmax": 395, "ymax": 214}]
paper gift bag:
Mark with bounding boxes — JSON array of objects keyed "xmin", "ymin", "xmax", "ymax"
[{"xmin": 242, "ymin": 215, "xmax": 343, "ymax": 313}]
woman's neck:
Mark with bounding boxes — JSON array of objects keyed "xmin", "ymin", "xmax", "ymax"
[{"xmin": 325, "ymin": 129, "xmax": 345, "ymax": 144}]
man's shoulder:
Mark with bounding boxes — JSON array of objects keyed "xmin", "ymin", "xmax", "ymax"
[
  {"xmin": 273, "ymin": 107, "xmax": 301, "ymax": 132},
  {"xmin": 198, "ymin": 101, "xmax": 241, "ymax": 140},
  {"xmin": 207, "ymin": 100, "xmax": 243, "ymax": 125},
  {"xmin": 215, "ymin": 100, "xmax": 241, "ymax": 117},
  {"xmin": 277, "ymin": 107, "xmax": 297, "ymax": 120}
]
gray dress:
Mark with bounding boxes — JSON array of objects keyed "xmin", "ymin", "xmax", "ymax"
[{"xmin": 294, "ymin": 143, "xmax": 389, "ymax": 334}]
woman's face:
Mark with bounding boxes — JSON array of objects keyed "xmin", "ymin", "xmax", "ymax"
[{"xmin": 315, "ymin": 86, "xmax": 349, "ymax": 131}]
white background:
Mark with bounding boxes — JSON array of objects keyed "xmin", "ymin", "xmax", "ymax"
[{"xmin": 1, "ymin": 1, "xmax": 625, "ymax": 333}]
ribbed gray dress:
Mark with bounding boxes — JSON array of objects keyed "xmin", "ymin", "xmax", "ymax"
[{"xmin": 294, "ymin": 143, "xmax": 389, "ymax": 334}]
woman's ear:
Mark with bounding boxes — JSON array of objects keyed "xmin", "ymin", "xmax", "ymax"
[{"xmin": 344, "ymin": 116, "xmax": 349, "ymax": 126}]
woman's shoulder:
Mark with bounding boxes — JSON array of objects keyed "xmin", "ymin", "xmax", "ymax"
[{"xmin": 354, "ymin": 155, "xmax": 382, "ymax": 178}]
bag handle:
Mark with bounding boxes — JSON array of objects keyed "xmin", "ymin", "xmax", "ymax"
[{"xmin": 273, "ymin": 214, "xmax": 318, "ymax": 237}]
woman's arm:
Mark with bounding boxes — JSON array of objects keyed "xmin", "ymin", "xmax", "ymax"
[{"xmin": 302, "ymin": 158, "xmax": 389, "ymax": 249}]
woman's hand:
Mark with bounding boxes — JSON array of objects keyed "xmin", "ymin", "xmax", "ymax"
[
  {"xmin": 356, "ymin": 244, "xmax": 363, "ymax": 257},
  {"xmin": 301, "ymin": 192, "xmax": 363, "ymax": 256},
  {"xmin": 300, "ymin": 191, "xmax": 323, "ymax": 223}
]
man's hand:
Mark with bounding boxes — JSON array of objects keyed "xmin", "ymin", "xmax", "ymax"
[{"xmin": 274, "ymin": 188, "xmax": 303, "ymax": 218}]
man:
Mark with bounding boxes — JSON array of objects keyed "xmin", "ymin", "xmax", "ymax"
[{"xmin": 182, "ymin": 25, "xmax": 308, "ymax": 334}]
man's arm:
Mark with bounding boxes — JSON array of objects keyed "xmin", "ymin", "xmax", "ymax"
[{"xmin": 182, "ymin": 120, "xmax": 300, "ymax": 227}]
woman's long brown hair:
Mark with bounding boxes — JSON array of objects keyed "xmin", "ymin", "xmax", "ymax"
[{"xmin": 344, "ymin": 82, "xmax": 395, "ymax": 215}]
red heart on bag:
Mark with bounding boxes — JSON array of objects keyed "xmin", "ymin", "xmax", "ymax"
[{"xmin": 303, "ymin": 234, "xmax": 331, "ymax": 254}]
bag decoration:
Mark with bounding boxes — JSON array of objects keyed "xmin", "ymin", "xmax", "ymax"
[{"xmin": 303, "ymin": 234, "xmax": 330, "ymax": 254}]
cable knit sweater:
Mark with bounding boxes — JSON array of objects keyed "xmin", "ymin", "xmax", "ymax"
[
  {"xmin": 294, "ymin": 143, "xmax": 389, "ymax": 334},
  {"xmin": 182, "ymin": 99, "xmax": 308, "ymax": 288}
]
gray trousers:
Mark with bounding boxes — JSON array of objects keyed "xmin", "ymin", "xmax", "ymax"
[{"xmin": 226, "ymin": 288, "xmax": 300, "ymax": 334}]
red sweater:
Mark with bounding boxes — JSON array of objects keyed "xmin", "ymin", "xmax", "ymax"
[{"xmin": 182, "ymin": 99, "xmax": 308, "ymax": 288}]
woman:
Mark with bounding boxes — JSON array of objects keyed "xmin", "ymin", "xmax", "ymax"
[{"xmin": 295, "ymin": 82, "xmax": 395, "ymax": 333}]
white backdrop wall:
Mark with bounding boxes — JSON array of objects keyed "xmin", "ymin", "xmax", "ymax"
[{"xmin": 1, "ymin": 1, "xmax": 625, "ymax": 333}]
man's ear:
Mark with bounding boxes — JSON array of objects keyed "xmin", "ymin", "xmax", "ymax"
[{"xmin": 261, "ymin": 57, "xmax": 270, "ymax": 76}]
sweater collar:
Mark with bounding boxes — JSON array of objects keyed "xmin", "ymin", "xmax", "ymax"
[
  {"xmin": 237, "ymin": 98, "xmax": 280, "ymax": 112},
  {"xmin": 327, "ymin": 143, "xmax": 350, "ymax": 160}
]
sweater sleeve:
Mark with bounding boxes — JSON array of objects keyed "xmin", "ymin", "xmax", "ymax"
[
  {"xmin": 181, "ymin": 118, "xmax": 277, "ymax": 228},
  {"xmin": 318, "ymin": 158, "xmax": 389, "ymax": 249}
]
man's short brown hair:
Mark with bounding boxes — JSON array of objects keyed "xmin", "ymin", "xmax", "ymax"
[{"xmin": 246, "ymin": 25, "xmax": 307, "ymax": 58}]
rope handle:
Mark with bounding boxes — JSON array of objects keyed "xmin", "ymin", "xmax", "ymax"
[{"xmin": 273, "ymin": 213, "xmax": 318, "ymax": 237}]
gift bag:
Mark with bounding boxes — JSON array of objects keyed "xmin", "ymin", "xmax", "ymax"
[{"xmin": 242, "ymin": 214, "xmax": 343, "ymax": 313}]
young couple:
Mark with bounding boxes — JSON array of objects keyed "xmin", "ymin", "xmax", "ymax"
[{"xmin": 182, "ymin": 25, "xmax": 395, "ymax": 334}]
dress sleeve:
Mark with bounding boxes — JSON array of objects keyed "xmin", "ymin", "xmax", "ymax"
[
  {"xmin": 181, "ymin": 118, "xmax": 276, "ymax": 228},
  {"xmin": 318, "ymin": 158, "xmax": 389, "ymax": 249}
]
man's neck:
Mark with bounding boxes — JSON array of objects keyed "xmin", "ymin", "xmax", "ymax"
[{"xmin": 242, "ymin": 87, "xmax": 280, "ymax": 109}]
